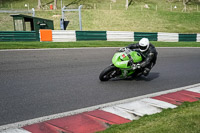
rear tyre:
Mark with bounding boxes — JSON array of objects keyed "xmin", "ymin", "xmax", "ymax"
[{"xmin": 99, "ymin": 66, "xmax": 120, "ymax": 81}]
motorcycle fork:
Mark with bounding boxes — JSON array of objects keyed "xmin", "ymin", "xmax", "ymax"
[{"xmin": 121, "ymin": 69, "xmax": 134, "ymax": 78}]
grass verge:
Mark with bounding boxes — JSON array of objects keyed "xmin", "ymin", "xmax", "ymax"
[
  {"xmin": 99, "ymin": 101, "xmax": 200, "ymax": 133},
  {"xmin": 0, "ymin": 41, "xmax": 200, "ymax": 49},
  {"xmin": 1, "ymin": 0, "xmax": 200, "ymax": 33}
]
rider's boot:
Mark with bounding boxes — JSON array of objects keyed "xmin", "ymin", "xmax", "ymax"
[{"xmin": 143, "ymin": 68, "xmax": 150, "ymax": 76}]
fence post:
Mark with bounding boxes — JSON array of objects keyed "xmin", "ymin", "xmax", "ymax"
[
  {"xmin": 61, "ymin": 0, "xmax": 62, "ymax": 10},
  {"xmin": 78, "ymin": 5, "xmax": 83, "ymax": 31},
  {"xmin": 61, "ymin": 6, "xmax": 65, "ymax": 20},
  {"xmin": 32, "ymin": 8, "xmax": 35, "ymax": 17}
]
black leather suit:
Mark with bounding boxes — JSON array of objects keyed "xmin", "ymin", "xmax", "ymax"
[{"xmin": 126, "ymin": 43, "xmax": 158, "ymax": 76}]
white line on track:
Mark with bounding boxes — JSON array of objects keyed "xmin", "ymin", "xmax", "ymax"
[{"xmin": 0, "ymin": 83, "xmax": 200, "ymax": 131}]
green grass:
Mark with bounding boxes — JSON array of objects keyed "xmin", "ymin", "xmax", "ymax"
[
  {"xmin": 99, "ymin": 101, "xmax": 200, "ymax": 133},
  {"xmin": 0, "ymin": 41, "xmax": 200, "ymax": 49},
  {"xmin": 81, "ymin": 10, "xmax": 200, "ymax": 33},
  {"xmin": 0, "ymin": 0, "xmax": 200, "ymax": 33},
  {"xmin": 1, "ymin": 10, "xmax": 200, "ymax": 33}
]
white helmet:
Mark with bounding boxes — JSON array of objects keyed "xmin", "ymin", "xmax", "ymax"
[{"xmin": 139, "ymin": 38, "xmax": 150, "ymax": 52}]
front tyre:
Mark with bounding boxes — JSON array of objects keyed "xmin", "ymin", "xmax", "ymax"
[{"xmin": 99, "ymin": 66, "xmax": 120, "ymax": 81}]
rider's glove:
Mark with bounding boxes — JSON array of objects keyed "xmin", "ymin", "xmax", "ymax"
[
  {"xmin": 136, "ymin": 63, "xmax": 141, "ymax": 69},
  {"xmin": 131, "ymin": 63, "xmax": 141, "ymax": 70},
  {"xmin": 128, "ymin": 59, "xmax": 134, "ymax": 66},
  {"xmin": 118, "ymin": 47, "xmax": 126, "ymax": 52}
]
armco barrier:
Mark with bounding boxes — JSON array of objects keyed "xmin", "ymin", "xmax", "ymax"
[
  {"xmin": 157, "ymin": 32, "xmax": 179, "ymax": 42},
  {"xmin": 52, "ymin": 30, "xmax": 76, "ymax": 42},
  {"xmin": 40, "ymin": 29, "xmax": 52, "ymax": 42},
  {"xmin": 107, "ymin": 31, "xmax": 134, "ymax": 42},
  {"xmin": 76, "ymin": 31, "xmax": 107, "ymax": 41},
  {"xmin": 197, "ymin": 34, "xmax": 200, "ymax": 42},
  {"xmin": 179, "ymin": 34, "xmax": 197, "ymax": 42},
  {"xmin": 1, "ymin": 30, "xmax": 198, "ymax": 42},
  {"xmin": 0, "ymin": 31, "xmax": 39, "ymax": 41},
  {"xmin": 134, "ymin": 32, "xmax": 157, "ymax": 41}
]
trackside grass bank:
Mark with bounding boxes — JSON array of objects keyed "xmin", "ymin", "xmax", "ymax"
[
  {"xmin": 0, "ymin": 41, "xmax": 200, "ymax": 49},
  {"xmin": 99, "ymin": 101, "xmax": 200, "ymax": 133},
  {"xmin": 1, "ymin": 0, "xmax": 200, "ymax": 33}
]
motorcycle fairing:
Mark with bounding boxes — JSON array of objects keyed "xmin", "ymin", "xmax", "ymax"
[{"xmin": 112, "ymin": 51, "xmax": 142, "ymax": 69}]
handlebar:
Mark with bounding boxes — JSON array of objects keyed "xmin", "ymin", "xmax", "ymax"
[
  {"xmin": 118, "ymin": 47, "xmax": 141, "ymax": 70},
  {"xmin": 124, "ymin": 48, "xmax": 132, "ymax": 55},
  {"xmin": 124, "ymin": 48, "xmax": 141, "ymax": 70},
  {"xmin": 124, "ymin": 48, "xmax": 136, "ymax": 70}
]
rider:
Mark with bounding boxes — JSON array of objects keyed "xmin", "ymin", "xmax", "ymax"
[{"xmin": 119, "ymin": 38, "xmax": 158, "ymax": 76}]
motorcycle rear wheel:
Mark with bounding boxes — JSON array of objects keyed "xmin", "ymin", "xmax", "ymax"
[{"xmin": 99, "ymin": 66, "xmax": 120, "ymax": 81}]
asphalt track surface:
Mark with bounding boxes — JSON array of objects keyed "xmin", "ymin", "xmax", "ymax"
[{"xmin": 0, "ymin": 47, "xmax": 200, "ymax": 126}]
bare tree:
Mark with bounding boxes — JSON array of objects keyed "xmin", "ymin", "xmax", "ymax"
[
  {"xmin": 182, "ymin": 0, "xmax": 192, "ymax": 12},
  {"xmin": 54, "ymin": 0, "xmax": 57, "ymax": 10},
  {"xmin": 38, "ymin": 0, "xmax": 41, "ymax": 9},
  {"xmin": 183, "ymin": 0, "xmax": 193, "ymax": 4},
  {"xmin": 125, "ymin": 0, "xmax": 134, "ymax": 10},
  {"xmin": 182, "ymin": 0, "xmax": 191, "ymax": 12}
]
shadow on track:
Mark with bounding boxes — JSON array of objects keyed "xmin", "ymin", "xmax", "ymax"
[
  {"xmin": 110, "ymin": 72, "xmax": 160, "ymax": 82},
  {"xmin": 134, "ymin": 72, "xmax": 160, "ymax": 81}
]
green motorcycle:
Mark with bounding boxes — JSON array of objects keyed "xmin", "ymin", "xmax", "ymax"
[{"xmin": 99, "ymin": 48, "xmax": 143, "ymax": 81}]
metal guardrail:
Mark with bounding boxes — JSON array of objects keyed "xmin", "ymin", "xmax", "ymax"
[
  {"xmin": 0, "ymin": 31, "xmax": 39, "ymax": 41},
  {"xmin": 0, "ymin": 8, "xmax": 35, "ymax": 16}
]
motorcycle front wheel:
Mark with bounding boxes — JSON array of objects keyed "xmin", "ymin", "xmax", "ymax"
[{"xmin": 99, "ymin": 66, "xmax": 121, "ymax": 81}]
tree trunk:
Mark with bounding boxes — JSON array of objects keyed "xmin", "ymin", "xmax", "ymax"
[
  {"xmin": 125, "ymin": 0, "xmax": 128, "ymax": 10},
  {"xmin": 183, "ymin": 0, "xmax": 191, "ymax": 4},
  {"xmin": 182, "ymin": 0, "xmax": 187, "ymax": 12},
  {"xmin": 38, "ymin": 0, "xmax": 41, "ymax": 9},
  {"xmin": 54, "ymin": 0, "xmax": 57, "ymax": 10},
  {"xmin": 183, "ymin": 0, "xmax": 185, "ymax": 5}
]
